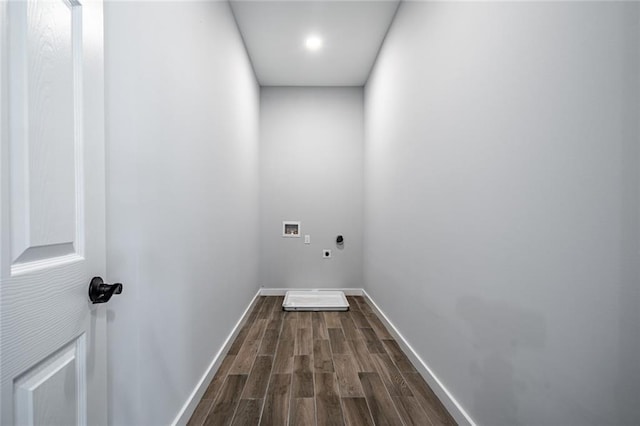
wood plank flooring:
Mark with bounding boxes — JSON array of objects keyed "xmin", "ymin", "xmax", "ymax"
[{"xmin": 188, "ymin": 296, "xmax": 457, "ymax": 426}]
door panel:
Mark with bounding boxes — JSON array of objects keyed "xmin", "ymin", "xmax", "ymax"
[
  {"xmin": 9, "ymin": 0, "xmax": 81, "ymax": 270},
  {"xmin": 1, "ymin": 0, "xmax": 106, "ymax": 424},
  {"xmin": 14, "ymin": 335, "xmax": 86, "ymax": 426}
]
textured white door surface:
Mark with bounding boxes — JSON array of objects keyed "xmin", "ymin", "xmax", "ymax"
[{"xmin": 0, "ymin": 0, "xmax": 107, "ymax": 424}]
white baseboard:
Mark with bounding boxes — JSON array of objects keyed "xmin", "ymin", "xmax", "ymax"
[
  {"xmin": 259, "ymin": 287, "xmax": 364, "ymax": 296},
  {"xmin": 362, "ymin": 290, "xmax": 476, "ymax": 426},
  {"xmin": 171, "ymin": 289, "xmax": 262, "ymax": 426}
]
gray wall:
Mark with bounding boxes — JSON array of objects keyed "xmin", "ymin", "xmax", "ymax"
[
  {"xmin": 105, "ymin": 3, "xmax": 260, "ymax": 425},
  {"xmin": 259, "ymin": 87, "xmax": 364, "ymax": 289},
  {"xmin": 364, "ymin": 2, "xmax": 640, "ymax": 426}
]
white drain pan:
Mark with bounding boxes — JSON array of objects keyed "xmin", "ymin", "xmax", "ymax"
[{"xmin": 282, "ymin": 290, "xmax": 349, "ymax": 311}]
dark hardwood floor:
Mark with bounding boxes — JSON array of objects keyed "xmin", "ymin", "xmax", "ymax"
[{"xmin": 188, "ymin": 296, "xmax": 457, "ymax": 426}]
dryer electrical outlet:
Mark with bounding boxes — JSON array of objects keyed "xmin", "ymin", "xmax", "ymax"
[{"xmin": 323, "ymin": 249, "xmax": 332, "ymax": 258}]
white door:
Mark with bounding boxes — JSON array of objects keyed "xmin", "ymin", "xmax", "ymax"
[{"xmin": 0, "ymin": 0, "xmax": 108, "ymax": 424}]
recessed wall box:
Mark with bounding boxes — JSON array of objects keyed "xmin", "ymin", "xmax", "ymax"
[{"xmin": 282, "ymin": 221, "xmax": 301, "ymax": 237}]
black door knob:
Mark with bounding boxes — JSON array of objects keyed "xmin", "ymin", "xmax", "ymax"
[{"xmin": 88, "ymin": 277, "xmax": 123, "ymax": 304}]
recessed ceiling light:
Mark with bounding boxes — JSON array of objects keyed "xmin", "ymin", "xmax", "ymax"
[{"xmin": 305, "ymin": 35, "xmax": 323, "ymax": 51}]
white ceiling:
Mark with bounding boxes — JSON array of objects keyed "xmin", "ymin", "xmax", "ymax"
[{"xmin": 230, "ymin": 0, "xmax": 400, "ymax": 86}]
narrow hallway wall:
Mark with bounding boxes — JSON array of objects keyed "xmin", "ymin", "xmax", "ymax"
[
  {"xmin": 259, "ymin": 87, "xmax": 364, "ymax": 290},
  {"xmin": 105, "ymin": 2, "xmax": 260, "ymax": 424},
  {"xmin": 364, "ymin": 2, "xmax": 640, "ymax": 425}
]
